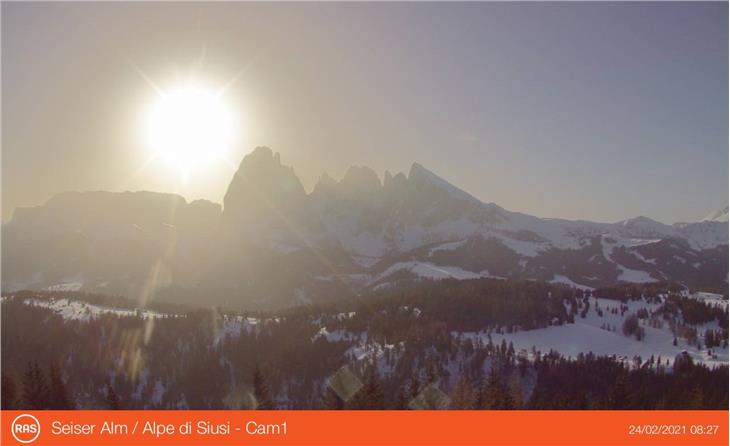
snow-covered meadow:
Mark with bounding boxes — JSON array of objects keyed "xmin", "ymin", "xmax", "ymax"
[{"xmin": 457, "ymin": 296, "xmax": 727, "ymax": 368}]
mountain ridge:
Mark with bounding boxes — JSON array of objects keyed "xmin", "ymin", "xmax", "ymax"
[{"xmin": 3, "ymin": 146, "xmax": 728, "ymax": 309}]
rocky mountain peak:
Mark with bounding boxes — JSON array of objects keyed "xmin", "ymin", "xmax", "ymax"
[
  {"xmin": 340, "ymin": 166, "xmax": 382, "ymax": 197},
  {"xmin": 407, "ymin": 162, "xmax": 479, "ymax": 204},
  {"xmin": 222, "ymin": 147, "xmax": 306, "ymax": 225},
  {"xmin": 312, "ymin": 172, "xmax": 337, "ymax": 193}
]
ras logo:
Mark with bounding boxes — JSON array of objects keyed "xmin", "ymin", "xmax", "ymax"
[{"xmin": 11, "ymin": 414, "xmax": 41, "ymax": 444}]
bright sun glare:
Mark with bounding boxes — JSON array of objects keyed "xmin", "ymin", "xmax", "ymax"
[{"xmin": 144, "ymin": 86, "xmax": 234, "ymax": 175}]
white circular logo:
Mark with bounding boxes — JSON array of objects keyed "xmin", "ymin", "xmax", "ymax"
[{"xmin": 11, "ymin": 414, "xmax": 41, "ymax": 444}]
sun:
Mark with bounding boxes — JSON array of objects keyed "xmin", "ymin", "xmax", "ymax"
[{"xmin": 144, "ymin": 85, "xmax": 234, "ymax": 175}]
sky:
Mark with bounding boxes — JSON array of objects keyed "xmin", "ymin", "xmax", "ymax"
[{"xmin": 2, "ymin": 2, "xmax": 727, "ymax": 224}]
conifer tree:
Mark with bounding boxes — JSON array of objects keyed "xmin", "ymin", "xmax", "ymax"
[
  {"xmin": 480, "ymin": 368, "xmax": 505, "ymax": 409},
  {"xmin": 425, "ymin": 362, "xmax": 437, "ymax": 385},
  {"xmin": 350, "ymin": 365, "xmax": 384, "ymax": 410},
  {"xmin": 502, "ymin": 387, "xmax": 515, "ymax": 410},
  {"xmin": 252, "ymin": 364, "xmax": 274, "ymax": 410},
  {"xmin": 106, "ymin": 382, "xmax": 122, "ymax": 410},
  {"xmin": 507, "ymin": 371, "xmax": 523, "ymax": 409},
  {"xmin": 395, "ymin": 386, "xmax": 409, "ymax": 410},
  {"xmin": 1, "ymin": 374, "xmax": 17, "ymax": 409},
  {"xmin": 22, "ymin": 362, "xmax": 50, "ymax": 410},
  {"xmin": 408, "ymin": 370, "xmax": 421, "ymax": 400},
  {"xmin": 450, "ymin": 374, "xmax": 474, "ymax": 409},
  {"xmin": 688, "ymin": 386, "xmax": 705, "ymax": 409},
  {"xmin": 608, "ymin": 373, "xmax": 629, "ymax": 409},
  {"xmin": 48, "ymin": 363, "xmax": 74, "ymax": 409}
]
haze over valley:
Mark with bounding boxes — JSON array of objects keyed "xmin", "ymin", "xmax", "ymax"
[{"xmin": 3, "ymin": 146, "xmax": 727, "ymax": 310}]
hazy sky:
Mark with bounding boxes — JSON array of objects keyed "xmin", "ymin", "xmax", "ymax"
[{"xmin": 2, "ymin": 2, "xmax": 727, "ymax": 224}]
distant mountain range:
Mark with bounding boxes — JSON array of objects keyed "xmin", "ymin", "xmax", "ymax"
[
  {"xmin": 703, "ymin": 206, "xmax": 729, "ymax": 223},
  {"xmin": 3, "ymin": 147, "xmax": 727, "ymax": 309}
]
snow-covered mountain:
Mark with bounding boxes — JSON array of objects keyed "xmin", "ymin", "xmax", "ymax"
[
  {"xmin": 2, "ymin": 147, "xmax": 727, "ymax": 309},
  {"xmin": 703, "ymin": 206, "xmax": 729, "ymax": 223}
]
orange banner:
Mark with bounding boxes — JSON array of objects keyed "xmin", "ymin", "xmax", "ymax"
[{"xmin": 1, "ymin": 410, "xmax": 728, "ymax": 446}]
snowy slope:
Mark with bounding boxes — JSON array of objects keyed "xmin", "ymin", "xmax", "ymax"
[
  {"xmin": 460, "ymin": 296, "xmax": 727, "ymax": 368},
  {"xmin": 703, "ymin": 206, "xmax": 729, "ymax": 223},
  {"xmin": 24, "ymin": 298, "xmax": 171, "ymax": 321},
  {"xmin": 373, "ymin": 261, "xmax": 492, "ymax": 283}
]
